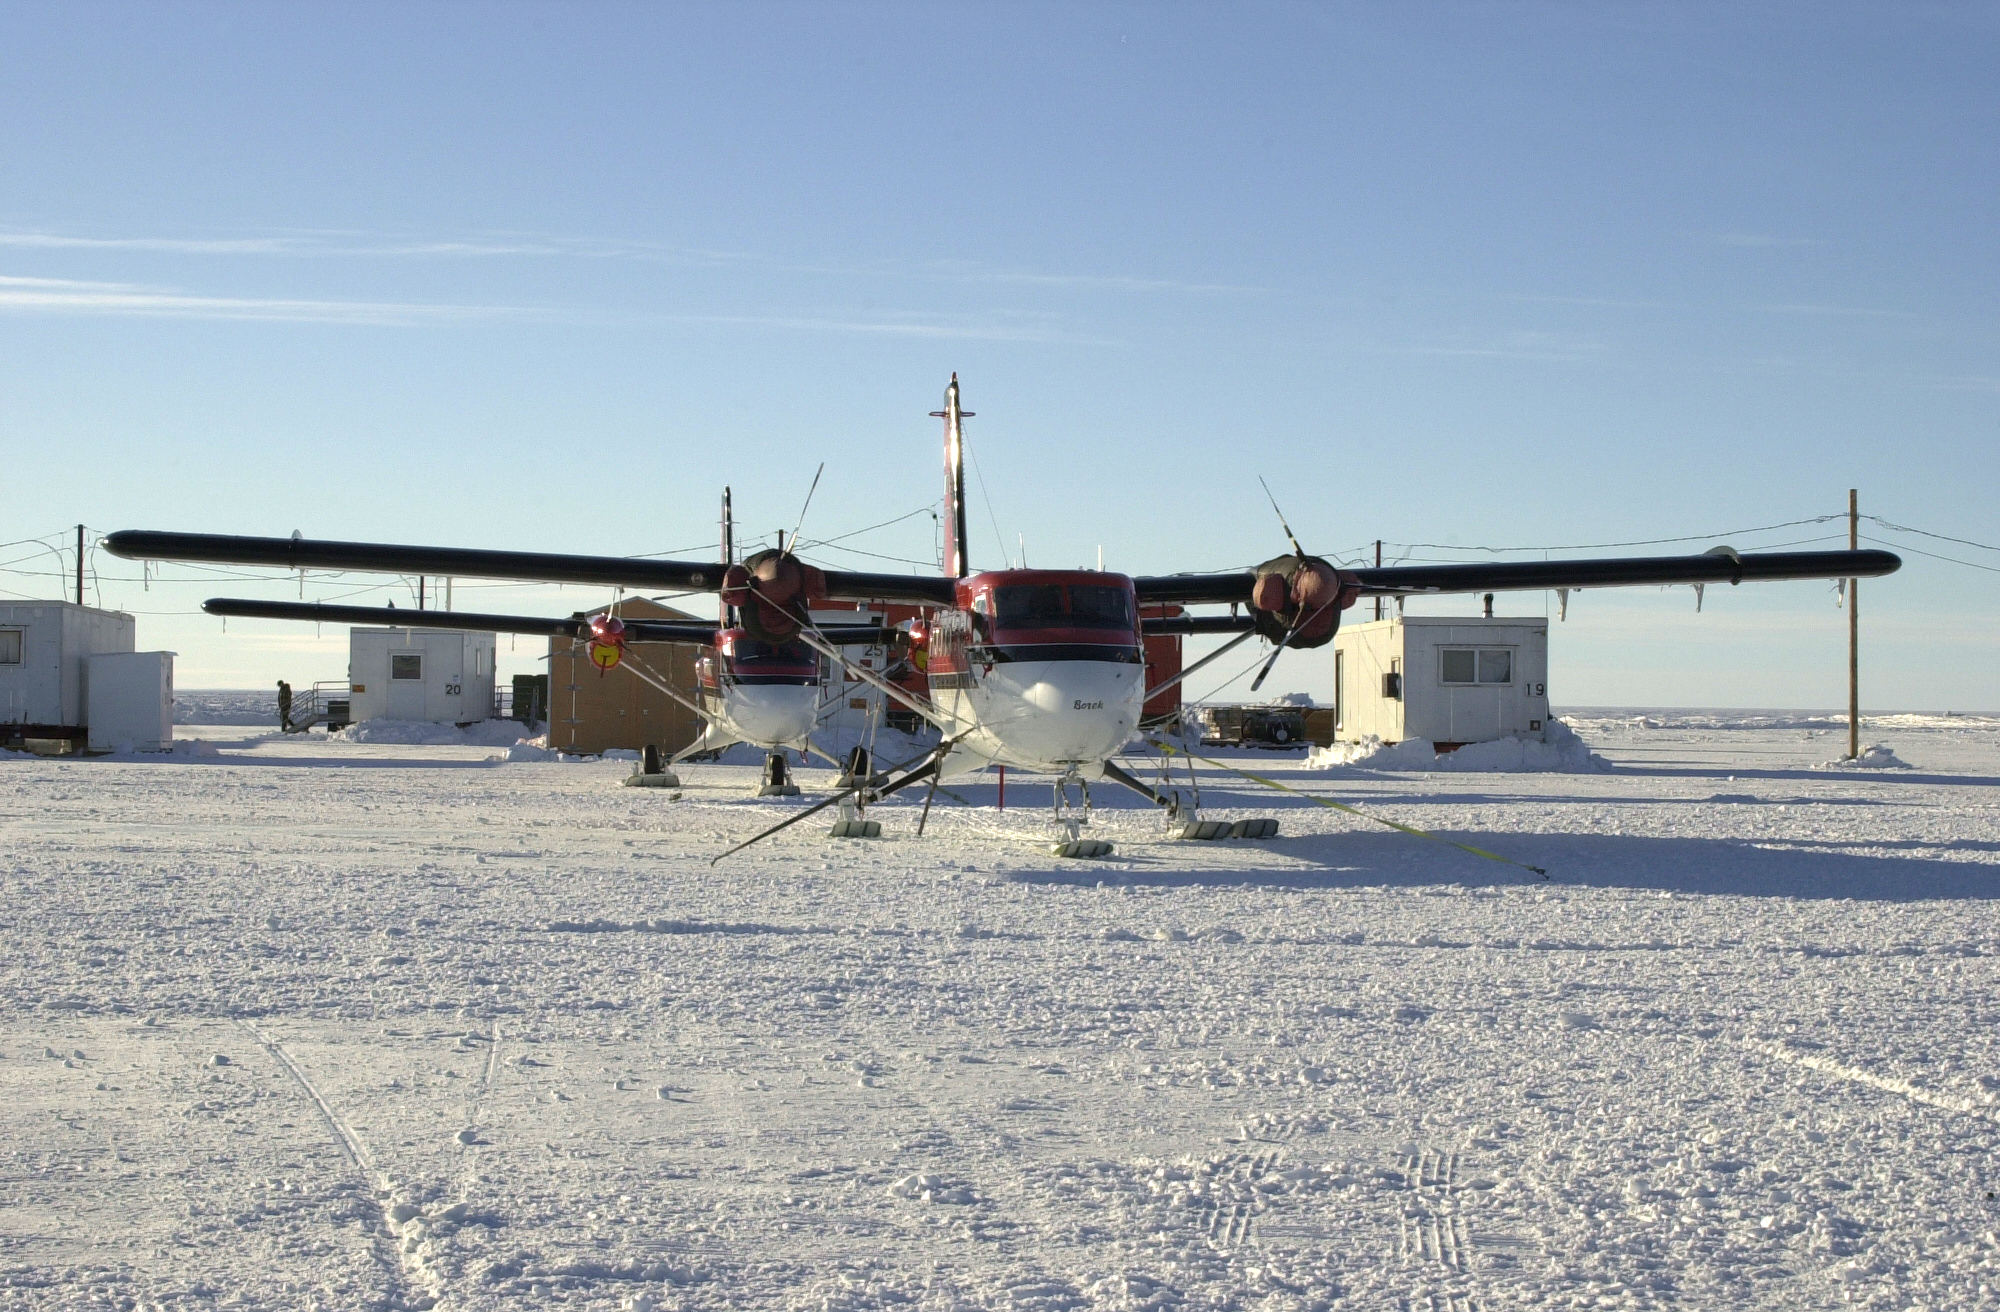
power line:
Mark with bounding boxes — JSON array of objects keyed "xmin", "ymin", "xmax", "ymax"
[
  {"xmin": 1861, "ymin": 534, "xmax": 2000, "ymax": 575},
  {"xmin": 1867, "ymin": 516, "xmax": 2000, "ymax": 555},
  {"xmin": 1395, "ymin": 515, "xmax": 1841, "ymax": 555},
  {"xmin": 799, "ymin": 504, "xmax": 935, "ymax": 550}
]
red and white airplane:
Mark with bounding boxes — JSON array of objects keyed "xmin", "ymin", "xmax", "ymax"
[{"xmin": 107, "ymin": 375, "xmax": 1901, "ymax": 855}]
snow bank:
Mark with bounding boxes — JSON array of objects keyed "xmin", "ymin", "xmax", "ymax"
[
  {"xmin": 1816, "ymin": 743, "xmax": 1914, "ymax": 771},
  {"xmin": 1307, "ymin": 719, "xmax": 1610, "ymax": 773},
  {"xmin": 496, "ymin": 735, "xmax": 637, "ymax": 763},
  {"xmin": 101, "ymin": 737, "xmax": 226, "ymax": 759},
  {"xmin": 336, "ymin": 718, "xmax": 542, "ymax": 747},
  {"xmin": 1563, "ymin": 709, "xmax": 2000, "ymax": 733}
]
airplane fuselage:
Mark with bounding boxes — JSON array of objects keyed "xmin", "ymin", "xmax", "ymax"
[
  {"xmin": 925, "ymin": 569, "xmax": 1146, "ymax": 778},
  {"xmin": 688, "ymin": 628, "xmax": 824, "ymax": 756}
]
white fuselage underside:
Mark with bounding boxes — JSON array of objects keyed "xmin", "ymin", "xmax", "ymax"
[
  {"xmin": 932, "ymin": 658, "xmax": 1144, "ymax": 777},
  {"xmin": 697, "ymin": 683, "xmax": 821, "ymax": 753}
]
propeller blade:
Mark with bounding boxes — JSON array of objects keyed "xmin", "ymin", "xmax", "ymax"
[
  {"xmin": 1257, "ymin": 476, "xmax": 1307, "ymax": 560},
  {"xmin": 1247, "ymin": 639, "xmax": 1288, "ymax": 693},
  {"xmin": 784, "ymin": 462, "xmax": 826, "ymax": 557},
  {"xmin": 1247, "ymin": 595, "xmax": 1341, "ymax": 693}
]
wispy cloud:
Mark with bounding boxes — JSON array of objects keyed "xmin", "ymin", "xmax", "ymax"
[
  {"xmin": 0, "ymin": 228, "xmax": 1236, "ymax": 295},
  {"xmin": 0, "ymin": 228, "xmax": 744, "ymax": 262},
  {"xmin": 661, "ymin": 311, "xmax": 1118, "ymax": 345},
  {"xmin": 1753, "ymin": 301, "xmax": 1918, "ymax": 320},
  {"xmin": 0, "ymin": 274, "xmax": 524, "ymax": 324},
  {"xmin": 903, "ymin": 259, "xmax": 1254, "ymax": 295},
  {"xmin": 1514, "ymin": 293, "xmax": 1684, "ymax": 311},
  {"xmin": 1399, "ymin": 329, "xmax": 1607, "ymax": 362},
  {"xmin": 1712, "ymin": 232, "xmax": 1822, "ymax": 248}
]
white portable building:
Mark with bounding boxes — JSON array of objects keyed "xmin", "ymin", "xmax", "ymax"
[
  {"xmin": 1332, "ymin": 616, "xmax": 1550, "ymax": 747},
  {"xmin": 347, "ymin": 627, "xmax": 497, "ymax": 726},
  {"xmin": 0, "ymin": 601, "xmax": 137, "ymax": 740},
  {"xmin": 86, "ymin": 652, "xmax": 175, "ymax": 752}
]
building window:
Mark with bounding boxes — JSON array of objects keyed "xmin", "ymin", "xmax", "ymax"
[
  {"xmin": 391, "ymin": 653, "xmax": 423, "ymax": 681},
  {"xmin": 1333, "ymin": 650, "xmax": 1344, "ymax": 731},
  {"xmin": 0, "ymin": 630, "xmax": 20, "ymax": 665},
  {"xmin": 1440, "ymin": 647, "xmax": 1512, "ymax": 684}
]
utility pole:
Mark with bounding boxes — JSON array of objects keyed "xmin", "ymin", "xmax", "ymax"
[
  {"xmin": 1848, "ymin": 489, "xmax": 1859, "ymax": 760},
  {"xmin": 418, "ymin": 576, "xmax": 426, "ymax": 611},
  {"xmin": 1373, "ymin": 540, "xmax": 1383, "ymax": 621},
  {"xmin": 75, "ymin": 525, "xmax": 84, "ymax": 606}
]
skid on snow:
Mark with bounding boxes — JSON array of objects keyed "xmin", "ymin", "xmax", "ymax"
[{"xmin": 1176, "ymin": 818, "xmax": 1280, "ymax": 840}]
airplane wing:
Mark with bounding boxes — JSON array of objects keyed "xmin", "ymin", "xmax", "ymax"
[
  {"xmin": 1133, "ymin": 547, "xmax": 1903, "ymax": 606},
  {"xmin": 104, "ymin": 531, "xmax": 958, "ymax": 607},
  {"xmin": 199, "ymin": 598, "xmax": 889, "ymax": 644},
  {"xmin": 1140, "ymin": 613, "xmax": 1257, "ymax": 636}
]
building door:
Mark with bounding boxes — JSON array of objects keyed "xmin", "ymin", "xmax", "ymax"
[
  {"xmin": 387, "ymin": 650, "xmax": 426, "ymax": 720},
  {"xmin": 438, "ymin": 639, "xmax": 466, "ymax": 723}
]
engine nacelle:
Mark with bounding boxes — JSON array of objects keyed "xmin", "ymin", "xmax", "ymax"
[
  {"xmin": 1249, "ymin": 554, "xmax": 1360, "ymax": 648},
  {"xmin": 720, "ymin": 549, "xmax": 827, "ymax": 643}
]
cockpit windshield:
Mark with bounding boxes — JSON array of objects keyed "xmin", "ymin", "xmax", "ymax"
[{"xmin": 993, "ymin": 583, "xmax": 1133, "ymax": 631}]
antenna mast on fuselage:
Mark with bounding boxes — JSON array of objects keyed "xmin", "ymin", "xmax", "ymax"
[{"xmin": 931, "ymin": 374, "xmax": 974, "ymax": 579}]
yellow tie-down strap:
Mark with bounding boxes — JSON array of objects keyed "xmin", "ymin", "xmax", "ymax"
[{"xmin": 1149, "ymin": 740, "xmax": 1548, "ymax": 879}]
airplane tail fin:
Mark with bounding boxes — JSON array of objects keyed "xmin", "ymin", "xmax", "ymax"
[
  {"xmin": 719, "ymin": 487, "xmax": 734, "ymax": 625},
  {"xmin": 931, "ymin": 375, "xmax": 973, "ymax": 578}
]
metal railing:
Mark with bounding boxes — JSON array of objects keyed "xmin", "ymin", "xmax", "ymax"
[{"xmin": 279, "ymin": 681, "xmax": 352, "ymax": 733}]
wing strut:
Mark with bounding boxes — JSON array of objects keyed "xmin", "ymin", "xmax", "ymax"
[
  {"xmin": 710, "ymin": 748, "xmax": 944, "ymax": 865},
  {"xmin": 1142, "ymin": 628, "xmax": 1256, "ymax": 705}
]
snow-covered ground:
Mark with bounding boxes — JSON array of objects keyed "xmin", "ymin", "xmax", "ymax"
[{"xmin": 3, "ymin": 713, "xmax": 1998, "ymax": 1311}]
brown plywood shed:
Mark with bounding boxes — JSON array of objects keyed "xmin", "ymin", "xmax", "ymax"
[{"xmin": 548, "ymin": 598, "xmax": 706, "ymax": 756}]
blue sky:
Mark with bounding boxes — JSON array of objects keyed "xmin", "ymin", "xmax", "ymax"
[{"xmin": 2, "ymin": 2, "xmax": 1995, "ymax": 708}]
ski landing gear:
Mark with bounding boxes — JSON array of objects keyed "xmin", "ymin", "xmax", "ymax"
[
  {"xmin": 827, "ymin": 796, "xmax": 882, "ymax": 840},
  {"xmin": 623, "ymin": 742, "xmax": 682, "ymax": 789},
  {"xmin": 829, "ymin": 752, "xmax": 882, "ymax": 839},
  {"xmin": 756, "ymin": 752, "xmax": 801, "ymax": 797},
  {"xmin": 1185, "ymin": 817, "xmax": 1280, "ymax": 840},
  {"xmin": 1048, "ymin": 775, "xmax": 1114, "ymax": 859},
  {"xmin": 835, "ymin": 745, "xmax": 887, "ymax": 791},
  {"xmin": 1099, "ymin": 755, "xmax": 1280, "ymax": 841}
]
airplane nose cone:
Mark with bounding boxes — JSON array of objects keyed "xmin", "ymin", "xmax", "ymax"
[{"xmin": 983, "ymin": 661, "xmax": 1140, "ymax": 765}]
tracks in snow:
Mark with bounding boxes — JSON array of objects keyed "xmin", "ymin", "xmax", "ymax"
[
  {"xmin": 1399, "ymin": 1147, "xmax": 1473, "ymax": 1273},
  {"xmin": 1750, "ymin": 1038, "xmax": 1998, "ymax": 1123},
  {"xmin": 237, "ymin": 1019, "xmax": 445, "ymax": 1310}
]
